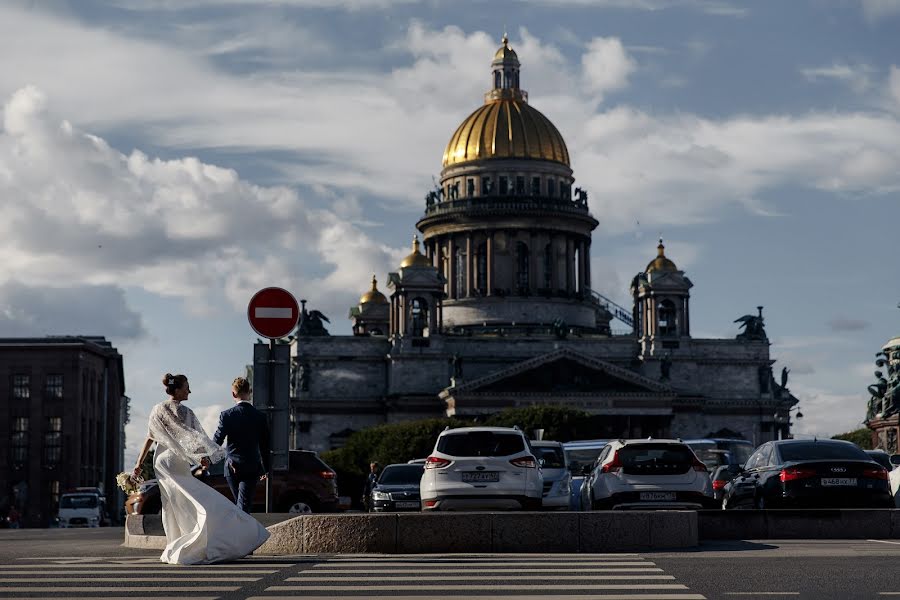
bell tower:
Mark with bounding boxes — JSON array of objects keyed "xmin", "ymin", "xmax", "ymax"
[
  {"xmin": 387, "ymin": 236, "xmax": 446, "ymax": 341},
  {"xmin": 631, "ymin": 239, "xmax": 693, "ymax": 356}
]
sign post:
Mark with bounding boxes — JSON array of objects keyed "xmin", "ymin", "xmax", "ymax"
[{"xmin": 248, "ymin": 287, "xmax": 299, "ymax": 513}]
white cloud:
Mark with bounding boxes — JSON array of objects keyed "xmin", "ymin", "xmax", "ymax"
[
  {"xmin": 791, "ymin": 386, "xmax": 866, "ymax": 438},
  {"xmin": 581, "ymin": 37, "xmax": 637, "ymax": 100},
  {"xmin": 861, "ymin": 0, "xmax": 900, "ymax": 22},
  {"xmin": 889, "ymin": 66, "xmax": 900, "ymax": 107},
  {"xmin": 801, "ymin": 62, "xmax": 875, "ymax": 94}
]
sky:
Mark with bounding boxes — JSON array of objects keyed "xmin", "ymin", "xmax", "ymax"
[{"xmin": 1, "ymin": 0, "xmax": 899, "ymax": 466}]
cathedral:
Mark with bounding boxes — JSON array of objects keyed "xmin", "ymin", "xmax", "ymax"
[{"xmin": 290, "ymin": 36, "xmax": 798, "ymax": 451}]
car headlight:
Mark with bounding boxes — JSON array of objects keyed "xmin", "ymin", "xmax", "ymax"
[{"xmin": 372, "ymin": 491, "xmax": 390, "ymax": 501}]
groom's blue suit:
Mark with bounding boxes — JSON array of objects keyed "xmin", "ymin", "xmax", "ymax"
[{"xmin": 213, "ymin": 401, "xmax": 271, "ymax": 513}]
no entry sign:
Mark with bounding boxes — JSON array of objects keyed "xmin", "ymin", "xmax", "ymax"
[{"xmin": 247, "ymin": 287, "xmax": 300, "ymax": 339}]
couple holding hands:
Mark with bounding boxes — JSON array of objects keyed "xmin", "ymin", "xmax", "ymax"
[{"xmin": 133, "ymin": 374, "xmax": 272, "ymax": 565}]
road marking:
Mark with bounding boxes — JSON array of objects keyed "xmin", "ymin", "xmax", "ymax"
[
  {"xmin": 267, "ymin": 584, "xmax": 690, "ymax": 591},
  {"xmin": 252, "ymin": 596, "xmax": 706, "ymax": 600},
  {"xmin": 287, "ymin": 575, "xmax": 677, "ymax": 581},
  {"xmin": 0, "ymin": 570, "xmax": 277, "ymax": 575},
  {"xmin": 723, "ymin": 594, "xmax": 800, "ymax": 596},
  {"xmin": 0, "ymin": 587, "xmax": 239, "ymax": 592},
  {"xmin": 301, "ymin": 567, "xmax": 665, "ymax": 574},
  {"xmin": 0, "ymin": 598, "xmax": 219, "ymax": 600},
  {"xmin": 0, "ymin": 577, "xmax": 261, "ymax": 582},
  {"xmin": 869, "ymin": 539, "xmax": 900, "ymax": 546},
  {"xmin": 309, "ymin": 561, "xmax": 655, "ymax": 567},
  {"xmin": 0, "ymin": 563, "xmax": 289, "ymax": 569}
]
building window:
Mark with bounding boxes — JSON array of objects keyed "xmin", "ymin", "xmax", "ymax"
[
  {"xmin": 494, "ymin": 71, "xmax": 501, "ymax": 89},
  {"xmin": 531, "ymin": 177, "xmax": 541, "ymax": 196},
  {"xmin": 562, "ymin": 184, "xmax": 571, "ymax": 200},
  {"xmin": 515, "ymin": 176, "xmax": 525, "ymax": 195},
  {"xmin": 12, "ymin": 375, "xmax": 29, "ymax": 399},
  {"xmin": 44, "ymin": 417, "xmax": 62, "ymax": 466},
  {"xmin": 476, "ymin": 242, "xmax": 487, "ymax": 292},
  {"xmin": 455, "ymin": 251, "xmax": 466, "ymax": 298},
  {"xmin": 499, "ymin": 176, "xmax": 509, "ymax": 195},
  {"xmin": 516, "ymin": 242, "xmax": 530, "ymax": 291},
  {"xmin": 45, "ymin": 374, "xmax": 63, "ymax": 399},
  {"xmin": 11, "ymin": 417, "xmax": 28, "ymax": 464},
  {"xmin": 548, "ymin": 179, "xmax": 556, "ymax": 197},
  {"xmin": 658, "ymin": 300, "xmax": 677, "ymax": 336},
  {"xmin": 410, "ymin": 297, "xmax": 429, "ymax": 337},
  {"xmin": 543, "ymin": 244, "xmax": 553, "ymax": 289},
  {"xmin": 466, "ymin": 178, "xmax": 475, "ymax": 197},
  {"xmin": 481, "ymin": 176, "xmax": 493, "ymax": 195}
]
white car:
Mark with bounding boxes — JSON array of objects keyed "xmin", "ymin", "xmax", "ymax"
[
  {"xmin": 582, "ymin": 438, "xmax": 715, "ymax": 510},
  {"xmin": 420, "ymin": 426, "xmax": 543, "ymax": 511},
  {"xmin": 531, "ymin": 440, "xmax": 572, "ymax": 510}
]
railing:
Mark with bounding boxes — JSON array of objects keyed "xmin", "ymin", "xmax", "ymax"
[
  {"xmin": 589, "ymin": 289, "xmax": 634, "ymax": 329},
  {"xmin": 421, "ymin": 194, "xmax": 592, "ymax": 218}
]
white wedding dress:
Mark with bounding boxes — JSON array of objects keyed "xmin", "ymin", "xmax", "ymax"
[{"xmin": 148, "ymin": 399, "xmax": 270, "ymax": 565}]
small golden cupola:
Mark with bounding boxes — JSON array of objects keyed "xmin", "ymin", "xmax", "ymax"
[
  {"xmin": 359, "ymin": 274, "xmax": 388, "ymax": 305},
  {"xmin": 646, "ymin": 238, "xmax": 678, "ymax": 273},
  {"xmin": 399, "ymin": 235, "xmax": 432, "ymax": 268}
]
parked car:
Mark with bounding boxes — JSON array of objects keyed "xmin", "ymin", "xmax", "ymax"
[
  {"xmin": 582, "ymin": 438, "xmax": 715, "ymax": 510},
  {"xmin": 722, "ymin": 439, "xmax": 892, "ymax": 509},
  {"xmin": 125, "ymin": 449, "xmax": 340, "ymax": 515},
  {"xmin": 685, "ymin": 438, "xmax": 755, "ymax": 473},
  {"xmin": 562, "ymin": 439, "xmax": 610, "ymax": 510},
  {"xmin": 866, "ymin": 449, "xmax": 893, "ymax": 472},
  {"xmin": 369, "ymin": 463, "xmax": 424, "ymax": 512},
  {"xmin": 420, "ymin": 426, "xmax": 543, "ymax": 511},
  {"xmin": 710, "ymin": 464, "xmax": 744, "ymax": 502},
  {"xmin": 531, "ymin": 440, "xmax": 572, "ymax": 510}
]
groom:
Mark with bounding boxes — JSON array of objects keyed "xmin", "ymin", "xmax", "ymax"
[{"xmin": 213, "ymin": 377, "xmax": 271, "ymax": 513}]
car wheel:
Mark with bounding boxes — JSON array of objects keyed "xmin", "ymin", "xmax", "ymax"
[{"xmin": 287, "ymin": 501, "xmax": 314, "ymax": 514}]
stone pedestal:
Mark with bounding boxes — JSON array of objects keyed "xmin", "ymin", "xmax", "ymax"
[{"xmin": 868, "ymin": 414, "xmax": 900, "ymax": 453}]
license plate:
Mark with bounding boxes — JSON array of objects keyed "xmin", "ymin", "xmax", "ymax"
[
  {"xmin": 462, "ymin": 471, "xmax": 499, "ymax": 483},
  {"xmin": 821, "ymin": 477, "xmax": 857, "ymax": 487},
  {"xmin": 639, "ymin": 491, "xmax": 676, "ymax": 501},
  {"xmin": 395, "ymin": 501, "xmax": 420, "ymax": 509}
]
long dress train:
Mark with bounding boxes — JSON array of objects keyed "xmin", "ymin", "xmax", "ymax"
[{"xmin": 148, "ymin": 399, "xmax": 270, "ymax": 565}]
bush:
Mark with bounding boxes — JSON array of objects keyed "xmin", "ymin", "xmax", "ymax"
[{"xmin": 482, "ymin": 405, "xmax": 593, "ymax": 442}]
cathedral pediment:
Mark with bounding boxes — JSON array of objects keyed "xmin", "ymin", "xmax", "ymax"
[{"xmin": 447, "ymin": 348, "xmax": 672, "ymax": 396}]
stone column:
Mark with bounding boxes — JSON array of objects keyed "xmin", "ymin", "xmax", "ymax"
[
  {"xmin": 684, "ymin": 296, "xmax": 690, "ymax": 336},
  {"xmin": 447, "ymin": 238, "xmax": 456, "ymax": 300},
  {"xmin": 584, "ymin": 239, "xmax": 592, "ymax": 293},
  {"xmin": 486, "ymin": 231, "xmax": 494, "ymax": 295},
  {"xmin": 466, "ymin": 233, "xmax": 473, "ymax": 298},
  {"xmin": 577, "ymin": 239, "xmax": 586, "ymax": 294},
  {"xmin": 566, "ymin": 237, "xmax": 575, "ymax": 294},
  {"xmin": 529, "ymin": 231, "xmax": 537, "ymax": 293}
]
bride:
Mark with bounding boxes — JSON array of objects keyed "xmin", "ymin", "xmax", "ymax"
[{"xmin": 132, "ymin": 373, "xmax": 270, "ymax": 565}]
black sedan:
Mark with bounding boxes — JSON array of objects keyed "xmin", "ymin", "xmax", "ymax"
[
  {"xmin": 722, "ymin": 439, "xmax": 892, "ymax": 509},
  {"xmin": 369, "ymin": 463, "xmax": 424, "ymax": 512},
  {"xmin": 711, "ymin": 464, "xmax": 744, "ymax": 502}
]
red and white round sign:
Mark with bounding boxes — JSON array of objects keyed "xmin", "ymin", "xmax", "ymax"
[{"xmin": 247, "ymin": 287, "xmax": 300, "ymax": 339}]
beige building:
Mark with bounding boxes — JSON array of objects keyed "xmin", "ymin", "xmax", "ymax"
[{"xmin": 291, "ymin": 37, "xmax": 798, "ymax": 451}]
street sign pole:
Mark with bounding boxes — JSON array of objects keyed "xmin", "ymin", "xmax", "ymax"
[{"xmin": 266, "ymin": 337, "xmax": 275, "ymax": 514}]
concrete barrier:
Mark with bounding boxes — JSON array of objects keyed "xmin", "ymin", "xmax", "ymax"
[{"xmin": 125, "ymin": 509, "xmax": 900, "ymax": 555}]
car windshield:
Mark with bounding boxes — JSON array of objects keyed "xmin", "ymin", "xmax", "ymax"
[
  {"xmin": 60, "ymin": 494, "xmax": 98, "ymax": 509},
  {"xmin": 779, "ymin": 442, "xmax": 869, "ymax": 462},
  {"xmin": 565, "ymin": 448, "xmax": 605, "ymax": 473},
  {"xmin": 533, "ymin": 446, "xmax": 566, "ymax": 468},
  {"xmin": 693, "ymin": 448, "xmax": 731, "ymax": 469},
  {"xmin": 722, "ymin": 442, "xmax": 754, "ymax": 465},
  {"xmin": 378, "ymin": 465, "xmax": 424, "ymax": 485},
  {"xmin": 619, "ymin": 444, "xmax": 695, "ymax": 474},
  {"xmin": 437, "ymin": 431, "xmax": 525, "ymax": 457}
]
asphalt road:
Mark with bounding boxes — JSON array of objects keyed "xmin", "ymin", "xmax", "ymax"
[{"xmin": 2, "ymin": 528, "xmax": 900, "ymax": 599}]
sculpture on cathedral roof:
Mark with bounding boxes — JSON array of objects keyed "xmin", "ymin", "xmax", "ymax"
[
  {"xmin": 297, "ymin": 299, "xmax": 330, "ymax": 337},
  {"xmin": 734, "ymin": 306, "xmax": 767, "ymax": 341}
]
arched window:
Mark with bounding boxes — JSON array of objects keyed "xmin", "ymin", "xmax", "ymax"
[
  {"xmin": 455, "ymin": 251, "xmax": 466, "ymax": 298},
  {"xmin": 543, "ymin": 244, "xmax": 553, "ymax": 289},
  {"xmin": 411, "ymin": 297, "xmax": 428, "ymax": 337},
  {"xmin": 516, "ymin": 242, "xmax": 530, "ymax": 292},
  {"xmin": 476, "ymin": 242, "xmax": 487, "ymax": 293},
  {"xmin": 658, "ymin": 299, "xmax": 677, "ymax": 336},
  {"xmin": 494, "ymin": 71, "xmax": 501, "ymax": 89}
]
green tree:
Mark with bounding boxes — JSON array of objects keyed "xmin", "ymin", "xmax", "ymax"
[
  {"xmin": 831, "ymin": 427, "xmax": 874, "ymax": 450},
  {"xmin": 481, "ymin": 405, "xmax": 594, "ymax": 442}
]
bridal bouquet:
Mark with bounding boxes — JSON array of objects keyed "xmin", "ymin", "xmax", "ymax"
[{"xmin": 116, "ymin": 471, "xmax": 144, "ymax": 494}]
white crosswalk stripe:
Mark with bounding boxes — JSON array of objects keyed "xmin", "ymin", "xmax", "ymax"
[
  {"xmin": 256, "ymin": 554, "xmax": 706, "ymax": 599},
  {"xmin": 0, "ymin": 556, "xmax": 296, "ymax": 599}
]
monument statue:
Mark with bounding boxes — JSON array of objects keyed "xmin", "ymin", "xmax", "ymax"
[
  {"xmin": 735, "ymin": 306, "xmax": 768, "ymax": 341},
  {"xmin": 297, "ymin": 299, "xmax": 330, "ymax": 337},
  {"xmin": 298, "ymin": 361, "xmax": 310, "ymax": 392},
  {"xmin": 780, "ymin": 367, "xmax": 790, "ymax": 390}
]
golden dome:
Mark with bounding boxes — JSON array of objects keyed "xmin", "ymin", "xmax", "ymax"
[
  {"xmin": 400, "ymin": 235, "xmax": 431, "ymax": 268},
  {"xmin": 359, "ymin": 274, "xmax": 388, "ymax": 305},
  {"xmin": 442, "ymin": 99, "xmax": 570, "ymax": 167},
  {"xmin": 646, "ymin": 239, "xmax": 678, "ymax": 273},
  {"xmin": 494, "ymin": 34, "xmax": 518, "ymax": 61}
]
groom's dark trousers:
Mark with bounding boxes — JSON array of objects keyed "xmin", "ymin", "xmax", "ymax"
[{"xmin": 213, "ymin": 401, "xmax": 271, "ymax": 513}]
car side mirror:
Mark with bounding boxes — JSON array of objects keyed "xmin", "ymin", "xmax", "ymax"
[
  {"xmin": 890, "ymin": 454, "xmax": 900, "ymax": 467},
  {"xmin": 581, "ymin": 464, "xmax": 592, "ymax": 476}
]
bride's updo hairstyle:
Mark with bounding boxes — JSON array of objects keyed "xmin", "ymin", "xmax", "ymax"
[{"xmin": 163, "ymin": 373, "xmax": 188, "ymax": 396}]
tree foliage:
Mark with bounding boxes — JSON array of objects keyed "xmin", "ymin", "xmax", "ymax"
[{"xmin": 831, "ymin": 427, "xmax": 874, "ymax": 450}]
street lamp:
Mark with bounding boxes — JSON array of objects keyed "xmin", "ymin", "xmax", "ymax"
[{"xmin": 774, "ymin": 406, "xmax": 803, "ymax": 440}]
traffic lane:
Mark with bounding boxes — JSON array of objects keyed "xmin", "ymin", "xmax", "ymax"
[
  {"xmin": 0, "ymin": 527, "xmax": 156, "ymax": 561},
  {"xmin": 648, "ymin": 540, "xmax": 900, "ymax": 599}
]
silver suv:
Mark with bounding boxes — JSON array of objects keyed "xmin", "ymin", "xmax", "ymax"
[{"xmin": 419, "ymin": 426, "xmax": 543, "ymax": 511}]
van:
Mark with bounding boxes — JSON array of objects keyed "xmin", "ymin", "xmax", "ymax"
[{"xmin": 58, "ymin": 487, "xmax": 107, "ymax": 528}]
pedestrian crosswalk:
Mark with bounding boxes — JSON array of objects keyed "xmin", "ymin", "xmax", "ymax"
[{"xmin": 1, "ymin": 554, "xmax": 705, "ymax": 599}]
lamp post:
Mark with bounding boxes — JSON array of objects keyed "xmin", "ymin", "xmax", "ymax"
[{"xmin": 774, "ymin": 406, "xmax": 803, "ymax": 440}]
